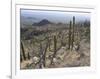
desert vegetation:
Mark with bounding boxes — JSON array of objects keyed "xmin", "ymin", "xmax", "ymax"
[{"xmin": 20, "ymin": 11, "xmax": 90, "ymax": 69}]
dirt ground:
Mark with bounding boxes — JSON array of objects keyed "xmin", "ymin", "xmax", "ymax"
[{"xmin": 21, "ymin": 38, "xmax": 90, "ymax": 69}]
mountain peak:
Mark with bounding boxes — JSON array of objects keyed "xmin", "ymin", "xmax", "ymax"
[{"xmin": 32, "ymin": 19, "xmax": 51, "ymax": 26}]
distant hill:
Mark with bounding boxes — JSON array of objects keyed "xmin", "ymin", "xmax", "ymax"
[
  {"xmin": 20, "ymin": 16, "xmax": 38, "ymax": 27},
  {"xmin": 32, "ymin": 19, "xmax": 52, "ymax": 26}
]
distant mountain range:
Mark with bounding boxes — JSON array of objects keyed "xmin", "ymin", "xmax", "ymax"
[
  {"xmin": 21, "ymin": 15, "xmax": 90, "ymax": 28},
  {"xmin": 20, "ymin": 16, "xmax": 39, "ymax": 27},
  {"xmin": 32, "ymin": 19, "xmax": 52, "ymax": 26}
]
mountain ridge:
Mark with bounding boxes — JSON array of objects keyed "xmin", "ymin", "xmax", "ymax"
[{"xmin": 32, "ymin": 19, "xmax": 52, "ymax": 26}]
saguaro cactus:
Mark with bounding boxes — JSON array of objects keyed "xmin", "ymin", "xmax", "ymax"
[
  {"xmin": 47, "ymin": 36, "xmax": 51, "ymax": 51},
  {"xmin": 50, "ymin": 35, "xmax": 57, "ymax": 65},
  {"xmin": 21, "ymin": 41, "xmax": 26, "ymax": 60},
  {"xmin": 39, "ymin": 42, "xmax": 43, "ymax": 68},
  {"xmin": 27, "ymin": 52, "xmax": 30, "ymax": 60},
  {"xmin": 20, "ymin": 54, "xmax": 23, "ymax": 62},
  {"xmin": 54, "ymin": 35, "xmax": 57, "ymax": 56},
  {"xmin": 71, "ymin": 16, "xmax": 75, "ymax": 49},
  {"xmin": 43, "ymin": 41, "xmax": 48, "ymax": 67},
  {"xmin": 76, "ymin": 24, "xmax": 80, "ymax": 51},
  {"xmin": 61, "ymin": 32, "xmax": 64, "ymax": 46},
  {"xmin": 68, "ymin": 21, "xmax": 72, "ymax": 49}
]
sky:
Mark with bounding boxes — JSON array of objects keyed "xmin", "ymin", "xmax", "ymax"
[{"xmin": 20, "ymin": 9, "xmax": 90, "ymax": 24}]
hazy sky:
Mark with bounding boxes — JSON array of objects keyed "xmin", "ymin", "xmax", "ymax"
[{"xmin": 20, "ymin": 9, "xmax": 90, "ymax": 23}]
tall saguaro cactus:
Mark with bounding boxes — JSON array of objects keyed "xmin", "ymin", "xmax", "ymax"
[
  {"xmin": 39, "ymin": 42, "xmax": 44, "ymax": 68},
  {"xmin": 43, "ymin": 41, "xmax": 48, "ymax": 67},
  {"xmin": 68, "ymin": 16, "xmax": 75, "ymax": 50},
  {"xmin": 54, "ymin": 35, "xmax": 57, "ymax": 56},
  {"xmin": 71, "ymin": 16, "xmax": 75, "ymax": 49},
  {"xmin": 50, "ymin": 35, "xmax": 57, "ymax": 65},
  {"xmin": 68, "ymin": 21, "xmax": 72, "ymax": 49},
  {"xmin": 21, "ymin": 41, "xmax": 26, "ymax": 61}
]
